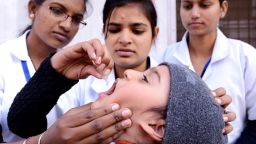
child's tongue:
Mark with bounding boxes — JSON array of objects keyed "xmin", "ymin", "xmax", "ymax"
[{"xmin": 116, "ymin": 140, "xmax": 136, "ymax": 144}]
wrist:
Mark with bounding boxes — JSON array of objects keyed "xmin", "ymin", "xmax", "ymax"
[
  {"xmin": 37, "ymin": 132, "xmax": 45, "ymax": 144},
  {"xmin": 21, "ymin": 135, "xmax": 39, "ymax": 144},
  {"xmin": 50, "ymin": 52, "xmax": 61, "ymax": 73}
]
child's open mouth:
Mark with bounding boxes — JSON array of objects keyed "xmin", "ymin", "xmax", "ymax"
[{"xmin": 98, "ymin": 80, "xmax": 117, "ymax": 98}]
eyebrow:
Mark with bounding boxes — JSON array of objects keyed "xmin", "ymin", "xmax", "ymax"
[
  {"xmin": 50, "ymin": 2, "xmax": 84, "ymax": 16},
  {"xmin": 108, "ymin": 22, "xmax": 147, "ymax": 27},
  {"xmin": 181, "ymin": 0, "xmax": 192, "ymax": 3},
  {"xmin": 131, "ymin": 22, "xmax": 147, "ymax": 27},
  {"xmin": 108, "ymin": 22, "xmax": 120, "ymax": 26}
]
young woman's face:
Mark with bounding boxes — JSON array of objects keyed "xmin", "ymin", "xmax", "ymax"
[
  {"xmin": 31, "ymin": 0, "xmax": 85, "ymax": 48},
  {"xmin": 104, "ymin": 4, "xmax": 157, "ymax": 70},
  {"xmin": 180, "ymin": 0, "xmax": 226, "ymax": 36},
  {"xmin": 93, "ymin": 65, "xmax": 170, "ymax": 143}
]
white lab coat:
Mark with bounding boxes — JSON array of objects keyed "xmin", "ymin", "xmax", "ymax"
[
  {"xmin": 163, "ymin": 29, "xmax": 256, "ymax": 144},
  {"xmin": 0, "ymin": 32, "xmax": 64, "ymax": 142}
]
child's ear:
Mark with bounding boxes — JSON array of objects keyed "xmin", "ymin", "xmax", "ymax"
[{"xmin": 139, "ymin": 119, "xmax": 165, "ymax": 142}]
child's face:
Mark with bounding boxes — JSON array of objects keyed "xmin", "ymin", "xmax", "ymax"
[{"xmin": 92, "ymin": 65, "xmax": 170, "ymax": 143}]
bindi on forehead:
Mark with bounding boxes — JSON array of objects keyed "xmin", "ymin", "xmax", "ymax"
[{"xmin": 119, "ymin": 14, "xmax": 127, "ymax": 20}]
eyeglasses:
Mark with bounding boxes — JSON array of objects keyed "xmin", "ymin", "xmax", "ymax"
[{"xmin": 48, "ymin": 6, "xmax": 87, "ymax": 26}]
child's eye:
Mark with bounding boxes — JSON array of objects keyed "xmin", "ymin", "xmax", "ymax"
[{"xmin": 142, "ymin": 74, "xmax": 149, "ymax": 83}]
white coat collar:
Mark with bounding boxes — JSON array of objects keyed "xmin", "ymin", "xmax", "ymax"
[
  {"xmin": 172, "ymin": 29, "xmax": 230, "ymax": 69},
  {"xmin": 211, "ymin": 28, "xmax": 230, "ymax": 64},
  {"xmin": 172, "ymin": 31, "xmax": 194, "ymax": 70},
  {"xmin": 10, "ymin": 31, "xmax": 30, "ymax": 61}
]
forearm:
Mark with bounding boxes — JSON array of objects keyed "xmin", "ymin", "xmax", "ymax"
[
  {"xmin": 235, "ymin": 120, "xmax": 256, "ymax": 144},
  {"xmin": 7, "ymin": 54, "xmax": 78, "ymax": 138}
]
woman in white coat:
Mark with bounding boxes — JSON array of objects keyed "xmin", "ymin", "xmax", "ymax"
[
  {"xmin": 0, "ymin": 0, "xmax": 90, "ymax": 142},
  {"xmin": 163, "ymin": 0, "xmax": 256, "ymax": 143}
]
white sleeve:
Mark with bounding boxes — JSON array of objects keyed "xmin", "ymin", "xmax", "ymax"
[
  {"xmin": 0, "ymin": 71, "xmax": 4, "ymax": 106},
  {"xmin": 0, "ymin": 71, "xmax": 4, "ymax": 122},
  {"xmin": 244, "ymin": 45, "xmax": 256, "ymax": 120}
]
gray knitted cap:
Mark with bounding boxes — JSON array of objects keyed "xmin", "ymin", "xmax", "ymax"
[{"xmin": 162, "ymin": 63, "xmax": 228, "ymax": 144}]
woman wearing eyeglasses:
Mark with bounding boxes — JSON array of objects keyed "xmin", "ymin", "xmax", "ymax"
[{"xmin": 0, "ymin": 0, "xmax": 129, "ymax": 142}]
